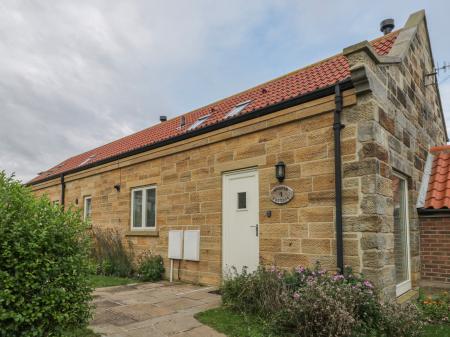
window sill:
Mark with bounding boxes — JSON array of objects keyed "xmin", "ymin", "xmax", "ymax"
[{"xmin": 125, "ymin": 230, "xmax": 159, "ymax": 237}]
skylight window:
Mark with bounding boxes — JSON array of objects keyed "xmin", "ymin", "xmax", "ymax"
[
  {"xmin": 188, "ymin": 115, "xmax": 210, "ymax": 131},
  {"xmin": 78, "ymin": 154, "xmax": 96, "ymax": 167},
  {"xmin": 225, "ymin": 100, "xmax": 252, "ymax": 118}
]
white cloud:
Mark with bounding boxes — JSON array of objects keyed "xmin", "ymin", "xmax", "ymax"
[{"xmin": 0, "ymin": 0, "xmax": 449, "ymax": 182}]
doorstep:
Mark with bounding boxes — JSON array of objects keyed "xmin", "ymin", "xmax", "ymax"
[{"xmin": 396, "ymin": 288, "xmax": 419, "ymax": 305}]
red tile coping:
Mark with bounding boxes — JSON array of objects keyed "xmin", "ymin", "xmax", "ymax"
[{"xmin": 30, "ymin": 31, "xmax": 400, "ymax": 184}]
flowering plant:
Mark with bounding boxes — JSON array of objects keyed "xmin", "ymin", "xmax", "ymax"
[{"xmin": 221, "ymin": 263, "xmax": 422, "ymax": 337}]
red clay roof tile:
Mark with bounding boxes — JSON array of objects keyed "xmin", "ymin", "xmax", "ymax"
[
  {"xmin": 30, "ymin": 31, "xmax": 400, "ymax": 184},
  {"xmin": 424, "ymin": 145, "xmax": 450, "ymax": 209}
]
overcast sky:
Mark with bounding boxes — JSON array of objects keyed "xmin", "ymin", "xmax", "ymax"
[{"xmin": 1, "ymin": 1, "xmax": 449, "ymax": 182}]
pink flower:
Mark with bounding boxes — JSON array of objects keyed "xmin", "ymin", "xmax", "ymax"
[
  {"xmin": 363, "ymin": 280, "xmax": 374, "ymax": 289},
  {"xmin": 293, "ymin": 292, "xmax": 300, "ymax": 300},
  {"xmin": 295, "ymin": 266, "xmax": 305, "ymax": 274},
  {"xmin": 332, "ymin": 274, "xmax": 345, "ymax": 281}
]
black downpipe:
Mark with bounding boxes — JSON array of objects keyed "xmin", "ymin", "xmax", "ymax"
[
  {"xmin": 333, "ymin": 83, "xmax": 344, "ymax": 273},
  {"xmin": 60, "ymin": 174, "xmax": 66, "ymax": 210}
]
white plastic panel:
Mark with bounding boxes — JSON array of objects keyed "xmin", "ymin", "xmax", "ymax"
[
  {"xmin": 183, "ymin": 230, "xmax": 200, "ymax": 261},
  {"xmin": 168, "ymin": 230, "xmax": 183, "ymax": 259}
]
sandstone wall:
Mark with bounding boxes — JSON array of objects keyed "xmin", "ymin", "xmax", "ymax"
[
  {"xmin": 344, "ymin": 17, "xmax": 447, "ymax": 297},
  {"xmin": 32, "ymin": 93, "xmax": 358, "ymax": 285}
]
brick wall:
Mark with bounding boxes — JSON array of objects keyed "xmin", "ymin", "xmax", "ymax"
[{"xmin": 420, "ymin": 216, "xmax": 450, "ymax": 285}]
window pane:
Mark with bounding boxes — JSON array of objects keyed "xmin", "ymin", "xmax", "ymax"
[
  {"xmin": 85, "ymin": 198, "xmax": 92, "ymax": 221},
  {"xmin": 145, "ymin": 188, "xmax": 156, "ymax": 228},
  {"xmin": 238, "ymin": 192, "xmax": 247, "ymax": 209},
  {"xmin": 133, "ymin": 190, "xmax": 143, "ymax": 228},
  {"xmin": 393, "ymin": 175, "xmax": 409, "ymax": 284}
]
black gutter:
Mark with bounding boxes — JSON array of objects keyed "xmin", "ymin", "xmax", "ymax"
[
  {"xmin": 417, "ymin": 208, "xmax": 450, "ymax": 216},
  {"xmin": 60, "ymin": 174, "xmax": 66, "ymax": 210},
  {"xmin": 29, "ymin": 78, "xmax": 354, "ymax": 186},
  {"xmin": 333, "ymin": 83, "xmax": 345, "ymax": 273}
]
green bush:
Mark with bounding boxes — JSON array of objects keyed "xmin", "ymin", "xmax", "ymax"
[
  {"xmin": 222, "ymin": 264, "xmax": 423, "ymax": 337},
  {"xmin": 90, "ymin": 228, "xmax": 134, "ymax": 277},
  {"xmin": 0, "ymin": 172, "xmax": 93, "ymax": 337},
  {"xmin": 136, "ymin": 251, "xmax": 165, "ymax": 282}
]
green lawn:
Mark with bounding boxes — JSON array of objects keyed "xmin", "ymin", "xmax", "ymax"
[
  {"xmin": 195, "ymin": 307, "xmax": 274, "ymax": 337},
  {"xmin": 88, "ymin": 274, "xmax": 140, "ymax": 288},
  {"xmin": 422, "ymin": 324, "xmax": 450, "ymax": 337},
  {"xmin": 196, "ymin": 307, "xmax": 450, "ymax": 337}
]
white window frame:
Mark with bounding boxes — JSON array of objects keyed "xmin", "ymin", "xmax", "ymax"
[
  {"xmin": 130, "ymin": 185, "xmax": 157, "ymax": 230},
  {"xmin": 83, "ymin": 196, "xmax": 92, "ymax": 222},
  {"xmin": 188, "ymin": 115, "xmax": 210, "ymax": 131},
  {"xmin": 225, "ymin": 100, "xmax": 252, "ymax": 118},
  {"xmin": 393, "ymin": 172, "xmax": 412, "ymax": 297}
]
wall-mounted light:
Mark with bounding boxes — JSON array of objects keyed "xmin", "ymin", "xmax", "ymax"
[
  {"xmin": 275, "ymin": 161, "xmax": 286, "ymax": 183},
  {"xmin": 114, "ymin": 184, "xmax": 121, "ymax": 192}
]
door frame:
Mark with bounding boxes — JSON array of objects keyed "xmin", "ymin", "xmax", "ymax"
[
  {"xmin": 221, "ymin": 167, "xmax": 259, "ymax": 276},
  {"xmin": 393, "ymin": 171, "xmax": 412, "ymax": 297}
]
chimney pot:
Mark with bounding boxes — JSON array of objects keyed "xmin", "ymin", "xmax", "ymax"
[
  {"xmin": 380, "ymin": 18, "xmax": 395, "ymax": 35},
  {"xmin": 160, "ymin": 115, "xmax": 167, "ymax": 122}
]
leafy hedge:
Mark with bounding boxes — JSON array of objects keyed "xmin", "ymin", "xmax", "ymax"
[{"xmin": 0, "ymin": 173, "xmax": 93, "ymax": 336}]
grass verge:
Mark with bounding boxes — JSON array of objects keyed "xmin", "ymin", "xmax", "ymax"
[
  {"xmin": 88, "ymin": 274, "xmax": 139, "ymax": 288},
  {"xmin": 196, "ymin": 307, "xmax": 449, "ymax": 337},
  {"xmin": 422, "ymin": 324, "xmax": 450, "ymax": 337},
  {"xmin": 195, "ymin": 307, "xmax": 274, "ymax": 337}
]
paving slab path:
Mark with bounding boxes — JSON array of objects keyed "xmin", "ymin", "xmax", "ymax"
[{"xmin": 90, "ymin": 281, "xmax": 225, "ymax": 337}]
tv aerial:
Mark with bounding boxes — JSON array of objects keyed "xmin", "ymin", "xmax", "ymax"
[{"xmin": 425, "ymin": 61, "xmax": 450, "ymax": 86}]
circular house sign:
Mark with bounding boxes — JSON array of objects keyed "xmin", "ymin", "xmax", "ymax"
[{"xmin": 270, "ymin": 185, "xmax": 294, "ymax": 204}]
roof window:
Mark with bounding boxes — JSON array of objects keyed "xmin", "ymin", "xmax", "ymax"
[
  {"xmin": 225, "ymin": 100, "xmax": 252, "ymax": 118},
  {"xmin": 78, "ymin": 154, "xmax": 96, "ymax": 167},
  {"xmin": 188, "ymin": 115, "xmax": 210, "ymax": 131}
]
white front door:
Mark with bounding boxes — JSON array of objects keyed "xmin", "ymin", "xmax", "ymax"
[{"xmin": 222, "ymin": 168, "xmax": 259, "ymax": 276}]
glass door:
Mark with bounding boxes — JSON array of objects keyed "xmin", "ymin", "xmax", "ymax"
[{"xmin": 392, "ymin": 173, "xmax": 411, "ymax": 296}]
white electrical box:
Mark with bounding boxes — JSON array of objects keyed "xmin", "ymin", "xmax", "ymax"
[
  {"xmin": 168, "ymin": 230, "xmax": 183, "ymax": 259},
  {"xmin": 183, "ymin": 230, "xmax": 200, "ymax": 261}
]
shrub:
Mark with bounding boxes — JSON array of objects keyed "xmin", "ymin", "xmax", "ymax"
[
  {"xmin": 0, "ymin": 172, "xmax": 92, "ymax": 336},
  {"xmin": 377, "ymin": 302, "xmax": 424, "ymax": 337},
  {"xmin": 136, "ymin": 251, "xmax": 165, "ymax": 282},
  {"xmin": 221, "ymin": 264, "xmax": 423, "ymax": 337},
  {"xmin": 90, "ymin": 228, "xmax": 134, "ymax": 277},
  {"xmin": 417, "ymin": 290, "xmax": 450, "ymax": 324}
]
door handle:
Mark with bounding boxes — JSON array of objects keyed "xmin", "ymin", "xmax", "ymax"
[{"xmin": 250, "ymin": 224, "xmax": 259, "ymax": 237}]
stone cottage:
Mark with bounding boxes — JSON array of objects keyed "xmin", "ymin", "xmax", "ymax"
[{"xmin": 29, "ymin": 10, "xmax": 447, "ymax": 299}]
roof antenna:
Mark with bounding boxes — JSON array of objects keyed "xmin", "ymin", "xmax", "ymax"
[
  {"xmin": 425, "ymin": 61, "xmax": 450, "ymax": 86},
  {"xmin": 380, "ymin": 18, "xmax": 395, "ymax": 35}
]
